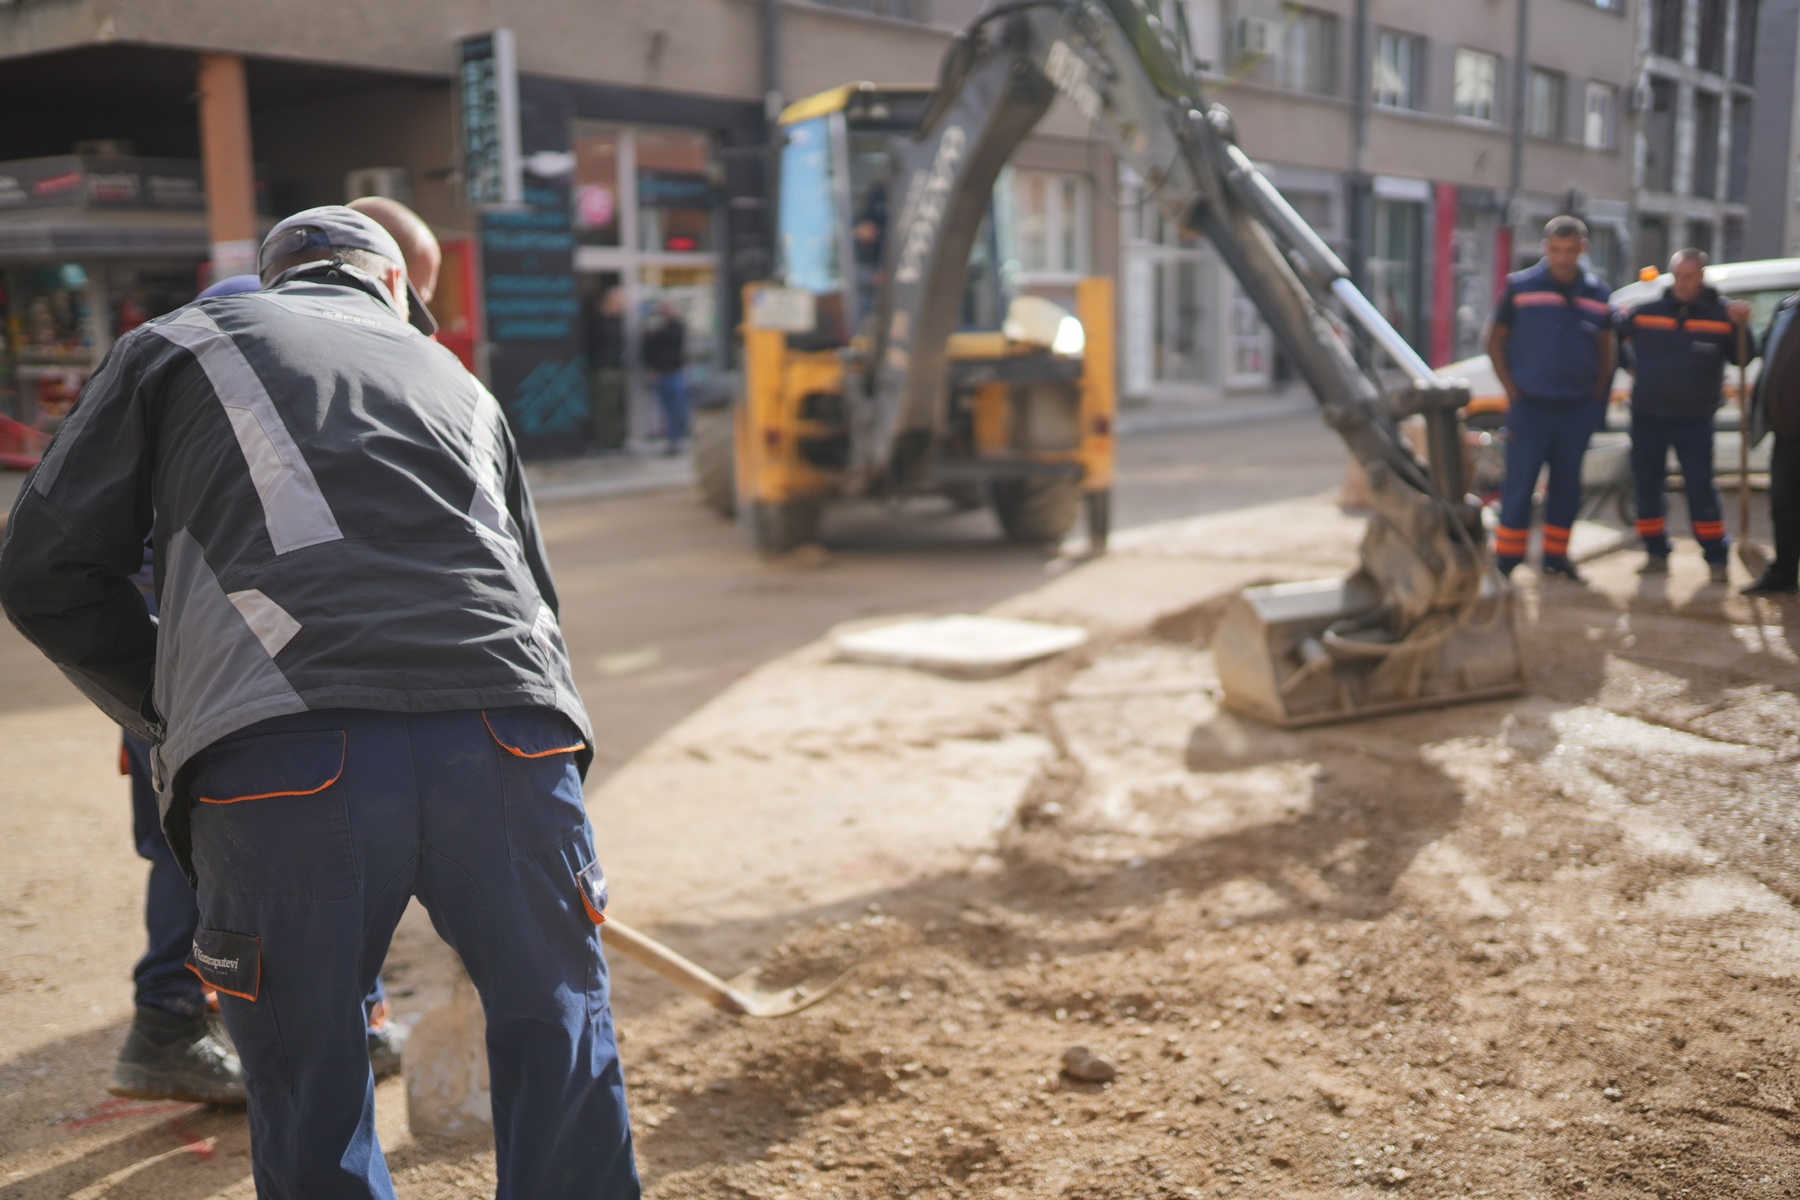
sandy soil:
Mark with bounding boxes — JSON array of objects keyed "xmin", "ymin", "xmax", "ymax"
[{"xmin": 3, "ymin": 499, "xmax": 1797, "ymax": 1198}]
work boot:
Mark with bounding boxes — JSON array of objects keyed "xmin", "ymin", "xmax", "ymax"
[
  {"xmin": 1708, "ymin": 562, "xmax": 1731, "ymax": 585},
  {"xmin": 1541, "ymin": 558, "xmax": 1585, "ymax": 584},
  {"xmin": 367, "ymin": 1001, "xmax": 407, "ymax": 1081},
  {"xmin": 109, "ymin": 1005, "xmax": 246, "ymax": 1106},
  {"xmin": 1741, "ymin": 568, "xmax": 1799, "ymax": 596},
  {"xmin": 1638, "ymin": 555, "xmax": 1669, "ymax": 575}
]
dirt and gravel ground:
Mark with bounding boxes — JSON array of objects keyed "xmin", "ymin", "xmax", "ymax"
[{"xmin": 3, "ymin": 490, "xmax": 1798, "ymax": 1198}]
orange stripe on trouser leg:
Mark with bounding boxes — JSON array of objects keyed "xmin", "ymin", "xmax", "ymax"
[
  {"xmin": 1636, "ymin": 518, "xmax": 1667, "ymax": 535},
  {"xmin": 1694, "ymin": 521, "xmax": 1727, "ymax": 539},
  {"xmin": 1495, "ymin": 526, "xmax": 1529, "ymax": 550},
  {"xmin": 1542, "ymin": 524, "xmax": 1571, "ymax": 554}
]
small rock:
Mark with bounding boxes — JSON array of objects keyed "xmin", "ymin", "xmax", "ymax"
[
  {"xmin": 1387, "ymin": 1166, "xmax": 1411, "ymax": 1184},
  {"xmin": 1601, "ymin": 1086, "xmax": 1623, "ymax": 1101},
  {"xmin": 1060, "ymin": 1046, "xmax": 1117, "ymax": 1083}
]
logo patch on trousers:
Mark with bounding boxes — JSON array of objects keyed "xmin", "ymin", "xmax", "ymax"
[
  {"xmin": 188, "ymin": 927, "xmax": 262, "ymax": 1001},
  {"xmin": 578, "ymin": 859, "xmax": 609, "ymax": 924}
]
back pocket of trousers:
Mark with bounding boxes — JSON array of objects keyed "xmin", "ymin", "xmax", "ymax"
[
  {"xmin": 188, "ymin": 730, "xmax": 358, "ymax": 900},
  {"xmin": 483, "ymin": 708, "xmax": 590, "ymax": 859}
]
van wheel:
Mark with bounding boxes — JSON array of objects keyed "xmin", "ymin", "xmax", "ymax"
[
  {"xmin": 990, "ymin": 478, "xmax": 1082, "ymax": 544},
  {"xmin": 693, "ymin": 406, "xmax": 736, "ymax": 518}
]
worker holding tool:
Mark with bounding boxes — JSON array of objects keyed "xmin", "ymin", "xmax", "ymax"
[
  {"xmin": 1743, "ymin": 287, "xmax": 1800, "ymax": 596},
  {"xmin": 0, "ymin": 206, "xmax": 637, "ymax": 1199},
  {"xmin": 1486, "ymin": 216, "xmax": 1617, "ymax": 582},
  {"xmin": 1614, "ymin": 248, "xmax": 1753, "ymax": 583}
]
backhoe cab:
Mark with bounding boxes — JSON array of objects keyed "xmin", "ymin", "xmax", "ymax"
[{"xmin": 694, "ymin": 84, "xmax": 1116, "ymax": 555}]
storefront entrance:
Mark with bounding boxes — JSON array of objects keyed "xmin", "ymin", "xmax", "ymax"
[{"xmin": 570, "ymin": 122, "xmax": 722, "ymax": 450}]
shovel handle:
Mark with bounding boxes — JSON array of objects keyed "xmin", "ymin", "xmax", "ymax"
[
  {"xmin": 1739, "ymin": 323, "xmax": 1752, "ymax": 529},
  {"xmin": 600, "ymin": 918, "xmax": 749, "ymax": 1014}
]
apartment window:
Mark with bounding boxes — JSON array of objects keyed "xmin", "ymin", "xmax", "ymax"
[
  {"xmin": 1736, "ymin": 0, "xmax": 1760, "ymax": 83},
  {"xmin": 1652, "ymin": 0, "xmax": 1684, "ymax": 58},
  {"xmin": 1583, "ymin": 82, "xmax": 1619, "ymax": 149},
  {"xmin": 1698, "ymin": 0, "xmax": 1728, "ymax": 73},
  {"xmin": 1454, "ymin": 49, "xmax": 1499, "ymax": 122},
  {"xmin": 1280, "ymin": 7, "xmax": 1339, "ymax": 96},
  {"xmin": 1373, "ymin": 31, "xmax": 1425, "ymax": 111},
  {"xmin": 1010, "ymin": 169, "xmax": 1090, "ymax": 277},
  {"xmin": 1527, "ymin": 68, "xmax": 1567, "ymax": 139},
  {"xmin": 1730, "ymin": 98, "xmax": 1752, "ymax": 200},
  {"xmin": 1694, "ymin": 91, "xmax": 1721, "ymax": 198}
]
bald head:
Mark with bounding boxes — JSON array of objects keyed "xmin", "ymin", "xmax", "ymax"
[{"xmin": 346, "ymin": 196, "xmax": 441, "ymax": 303}]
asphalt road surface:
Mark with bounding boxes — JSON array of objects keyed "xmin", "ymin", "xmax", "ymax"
[{"xmin": 545, "ymin": 410, "xmax": 1348, "ymax": 783}]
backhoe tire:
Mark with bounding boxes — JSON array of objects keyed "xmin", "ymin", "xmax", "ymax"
[
  {"xmin": 748, "ymin": 498, "xmax": 822, "ymax": 556},
  {"xmin": 990, "ymin": 478, "xmax": 1082, "ymax": 544},
  {"xmin": 693, "ymin": 405, "xmax": 736, "ymax": 518}
]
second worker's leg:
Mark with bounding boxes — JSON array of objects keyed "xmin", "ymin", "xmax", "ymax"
[
  {"xmin": 1672, "ymin": 415, "xmax": 1729, "ymax": 577},
  {"xmin": 1497, "ymin": 397, "xmax": 1553, "ymax": 575},
  {"xmin": 1539, "ymin": 400, "xmax": 1602, "ymax": 579},
  {"xmin": 1629, "ymin": 413, "xmax": 1673, "ymax": 568}
]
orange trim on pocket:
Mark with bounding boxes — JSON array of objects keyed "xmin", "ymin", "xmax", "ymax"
[
  {"xmin": 119, "ymin": 743, "xmax": 131, "ymax": 776},
  {"xmin": 197, "ymin": 750, "xmax": 345, "ymax": 805},
  {"xmin": 579, "ymin": 889, "xmax": 608, "ymax": 925},
  {"xmin": 186, "ymin": 961, "xmax": 259, "ymax": 1003},
  {"xmin": 482, "ymin": 711, "xmax": 586, "ymax": 759}
]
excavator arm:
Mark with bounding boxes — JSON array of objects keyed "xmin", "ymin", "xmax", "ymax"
[{"xmin": 861, "ymin": 0, "xmax": 1525, "ymax": 725}]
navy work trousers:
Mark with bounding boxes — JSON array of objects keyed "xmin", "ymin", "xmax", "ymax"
[
  {"xmin": 1630, "ymin": 412, "xmax": 1728, "ymax": 562},
  {"xmin": 1495, "ymin": 395, "xmax": 1604, "ymax": 572},
  {"xmin": 186, "ymin": 707, "xmax": 638, "ymax": 1200},
  {"xmin": 1770, "ymin": 432, "xmax": 1800, "ymax": 587}
]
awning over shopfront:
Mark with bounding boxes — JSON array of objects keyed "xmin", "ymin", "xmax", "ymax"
[{"xmin": 0, "ymin": 207, "xmax": 210, "ymax": 258}]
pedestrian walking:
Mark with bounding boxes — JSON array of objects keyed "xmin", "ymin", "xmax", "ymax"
[
  {"xmin": 588, "ymin": 285, "xmax": 628, "ymax": 450},
  {"xmin": 1615, "ymin": 248, "xmax": 1754, "ymax": 583},
  {"xmin": 1485, "ymin": 216, "xmax": 1618, "ymax": 582},
  {"xmin": 643, "ymin": 300, "xmax": 689, "ymax": 454},
  {"xmin": 1743, "ymin": 287, "xmax": 1800, "ymax": 596},
  {"xmin": 0, "ymin": 206, "xmax": 638, "ymax": 1199}
]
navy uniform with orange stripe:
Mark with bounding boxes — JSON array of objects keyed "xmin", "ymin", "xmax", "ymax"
[
  {"xmin": 1491, "ymin": 259, "xmax": 1615, "ymax": 574},
  {"xmin": 1616, "ymin": 284, "xmax": 1753, "ymax": 566}
]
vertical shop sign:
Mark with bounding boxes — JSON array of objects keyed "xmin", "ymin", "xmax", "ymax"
[
  {"xmin": 459, "ymin": 30, "xmax": 522, "ymax": 207},
  {"xmin": 481, "ymin": 183, "xmax": 586, "ymax": 453}
]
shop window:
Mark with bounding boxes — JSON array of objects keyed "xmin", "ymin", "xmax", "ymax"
[
  {"xmin": 1454, "ymin": 49, "xmax": 1499, "ymax": 123},
  {"xmin": 1367, "ymin": 198, "xmax": 1423, "ymax": 353},
  {"xmin": 2, "ymin": 264, "xmax": 96, "ymax": 427},
  {"xmin": 1736, "ymin": 0, "xmax": 1760, "ymax": 82},
  {"xmin": 1652, "ymin": 0, "xmax": 1684, "ymax": 58},
  {"xmin": 1698, "ymin": 0, "xmax": 1727, "ymax": 73},
  {"xmin": 1583, "ymin": 82, "xmax": 1618, "ymax": 150},
  {"xmin": 1006, "ymin": 169, "xmax": 1091, "ymax": 279},
  {"xmin": 1280, "ymin": 7, "xmax": 1338, "ymax": 97},
  {"xmin": 1373, "ymin": 31, "xmax": 1425, "ymax": 111},
  {"xmin": 1693, "ymin": 91, "xmax": 1721, "ymax": 199},
  {"xmin": 635, "ymin": 127, "xmax": 717, "ymax": 255},
  {"xmin": 1644, "ymin": 78, "xmax": 1678, "ymax": 192},
  {"xmin": 1527, "ymin": 68, "xmax": 1566, "ymax": 139},
  {"xmin": 573, "ymin": 127, "xmax": 623, "ymax": 248}
]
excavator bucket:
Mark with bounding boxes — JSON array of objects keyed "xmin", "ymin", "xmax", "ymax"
[{"xmin": 1213, "ymin": 446, "xmax": 1527, "ymax": 728}]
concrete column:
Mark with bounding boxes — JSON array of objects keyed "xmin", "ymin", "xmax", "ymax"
[{"xmin": 197, "ymin": 53, "xmax": 258, "ymax": 279}]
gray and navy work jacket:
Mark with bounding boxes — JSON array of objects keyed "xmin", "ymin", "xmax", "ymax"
[
  {"xmin": 1616, "ymin": 285, "xmax": 1754, "ymax": 419},
  {"xmin": 1492, "ymin": 259, "xmax": 1615, "ymax": 402},
  {"xmin": 0, "ymin": 271, "xmax": 591, "ymax": 874}
]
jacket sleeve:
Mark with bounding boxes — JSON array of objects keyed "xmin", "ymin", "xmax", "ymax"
[
  {"xmin": 500, "ymin": 418, "xmax": 562, "ymax": 619},
  {"xmin": 0, "ymin": 334, "xmax": 161, "ymax": 739}
]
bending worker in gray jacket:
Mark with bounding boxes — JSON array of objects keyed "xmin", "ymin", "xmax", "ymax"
[{"xmin": 0, "ymin": 206, "xmax": 638, "ymax": 1199}]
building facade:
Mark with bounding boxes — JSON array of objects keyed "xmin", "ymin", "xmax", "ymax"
[
  {"xmin": 1119, "ymin": 0, "xmax": 1638, "ymax": 404},
  {"xmin": 0, "ymin": 0, "xmax": 1117, "ymax": 455}
]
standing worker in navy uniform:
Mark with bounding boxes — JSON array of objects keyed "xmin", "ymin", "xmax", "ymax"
[
  {"xmin": 0, "ymin": 206, "xmax": 638, "ymax": 1199},
  {"xmin": 1486, "ymin": 216, "xmax": 1618, "ymax": 581},
  {"xmin": 1615, "ymin": 248, "xmax": 1754, "ymax": 582}
]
